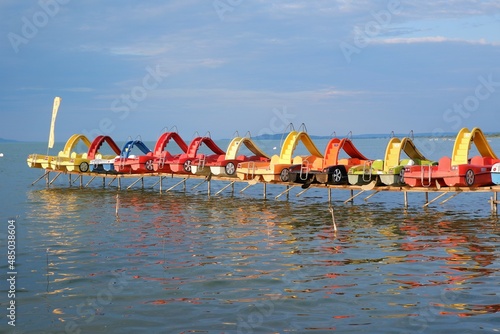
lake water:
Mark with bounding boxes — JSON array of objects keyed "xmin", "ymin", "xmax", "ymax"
[{"xmin": 1, "ymin": 138, "xmax": 499, "ymax": 333}]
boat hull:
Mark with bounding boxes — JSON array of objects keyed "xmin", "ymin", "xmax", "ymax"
[
  {"xmin": 317, "ymin": 165, "xmax": 349, "ymax": 185},
  {"xmin": 404, "ymin": 156, "xmax": 498, "ymax": 187},
  {"xmin": 288, "ymin": 164, "xmax": 317, "ymax": 185},
  {"xmin": 190, "ymin": 165, "xmax": 212, "ymax": 176},
  {"xmin": 210, "ymin": 160, "xmax": 241, "ymax": 177},
  {"xmin": 90, "ymin": 158, "xmax": 118, "ymax": 173},
  {"xmin": 27, "ymin": 154, "xmax": 51, "ymax": 169},
  {"xmin": 130, "ymin": 156, "xmax": 156, "ymax": 174},
  {"xmin": 347, "ymin": 174, "xmax": 380, "ymax": 186},
  {"xmin": 379, "ymin": 166, "xmax": 405, "ymax": 186},
  {"xmin": 236, "ymin": 162, "xmax": 291, "ymax": 183}
]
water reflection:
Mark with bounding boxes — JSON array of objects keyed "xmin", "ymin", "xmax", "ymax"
[{"xmin": 20, "ymin": 186, "xmax": 499, "ymax": 333}]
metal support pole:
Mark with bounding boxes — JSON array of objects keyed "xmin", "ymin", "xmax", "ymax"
[
  {"xmin": 79, "ymin": 175, "xmax": 83, "ymax": 188},
  {"xmin": 240, "ymin": 183, "xmax": 254, "ymax": 193},
  {"xmin": 166, "ymin": 178, "xmax": 188, "ymax": 192},
  {"xmin": 328, "ymin": 188, "xmax": 332, "ymax": 204},
  {"xmin": 118, "ymin": 177, "xmax": 122, "ymax": 190},
  {"xmin": 71, "ymin": 175, "xmax": 81, "ymax": 185},
  {"xmin": 192, "ymin": 178, "xmax": 207, "ymax": 190},
  {"xmin": 151, "ymin": 177, "xmax": 162, "ymax": 189},
  {"xmin": 215, "ymin": 181, "xmax": 236, "ymax": 196},
  {"xmin": 492, "ymin": 192, "xmax": 498, "ymax": 214},
  {"xmin": 364, "ymin": 190, "xmax": 380, "ymax": 201},
  {"xmin": 296, "ymin": 187, "xmax": 310, "ymax": 197},
  {"xmin": 32, "ymin": 171, "xmax": 51, "ymax": 186},
  {"xmin": 68, "ymin": 174, "xmax": 72, "ymax": 186},
  {"xmin": 103, "ymin": 177, "xmax": 106, "ymax": 188},
  {"xmin": 49, "ymin": 172, "xmax": 62, "ymax": 185},
  {"xmin": 495, "ymin": 192, "xmax": 498, "ymax": 214},
  {"xmin": 263, "ymin": 183, "xmax": 267, "ymax": 199},
  {"xmin": 108, "ymin": 177, "xmax": 116, "ymax": 187},
  {"xmin": 46, "ymin": 171, "xmax": 50, "ymax": 186},
  {"xmin": 344, "ymin": 190, "xmax": 366, "ymax": 204},
  {"xmin": 440, "ymin": 192, "xmax": 461, "ymax": 205},
  {"xmin": 207, "ymin": 180, "xmax": 211, "ymax": 196},
  {"xmin": 425, "ymin": 192, "xmax": 429, "ymax": 205},
  {"xmin": 127, "ymin": 177, "xmax": 144, "ymax": 190},
  {"xmin": 404, "ymin": 191, "xmax": 408, "ymax": 208},
  {"xmin": 275, "ymin": 185, "xmax": 295, "ymax": 200},
  {"xmin": 85, "ymin": 176, "xmax": 97, "ymax": 188},
  {"xmin": 423, "ymin": 192, "xmax": 448, "ymax": 207}
]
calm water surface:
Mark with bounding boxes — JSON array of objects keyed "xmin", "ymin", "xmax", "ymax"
[{"xmin": 0, "ymin": 140, "xmax": 499, "ymax": 333}]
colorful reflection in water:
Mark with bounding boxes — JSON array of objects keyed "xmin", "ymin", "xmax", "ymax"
[{"xmin": 19, "ymin": 185, "xmax": 499, "ymax": 333}]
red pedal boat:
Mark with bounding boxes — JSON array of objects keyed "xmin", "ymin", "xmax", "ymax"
[
  {"xmin": 151, "ymin": 132, "xmax": 189, "ymax": 173},
  {"xmin": 87, "ymin": 135, "xmax": 122, "ymax": 173},
  {"xmin": 170, "ymin": 136, "xmax": 226, "ymax": 175},
  {"xmin": 404, "ymin": 127, "xmax": 500, "ymax": 187}
]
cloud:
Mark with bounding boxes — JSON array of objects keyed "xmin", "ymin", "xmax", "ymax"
[
  {"xmin": 61, "ymin": 87, "xmax": 95, "ymax": 93},
  {"xmin": 369, "ymin": 36, "xmax": 500, "ymax": 46},
  {"xmin": 148, "ymin": 87, "xmax": 363, "ymax": 103}
]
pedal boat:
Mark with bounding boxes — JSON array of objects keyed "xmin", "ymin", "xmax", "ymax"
[
  {"xmin": 151, "ymin": 132, "xmax": 188, "ymax": 173},
  {"xmin": 87, "ymin": 135, "xmax": 122, "ymax": 173},
  {"xmin": 114, "ymin": 140, "xmax": 152, "ymax": 174},
  {"xmin": 50, "ymin": 134, "xmax": 93, "ymax": 172},
  {"xmin": 169, "ymin": 136, "xmax": 225, "ymax": 175},
  {"xmin": 236, "ymin": 131, "xmax": 323, "ymax": 183},
  {"xmin": 288, "ymin": 136, "xmax": 370, "ymax": 187},
  {"xmin": 348, "ymin": 136, "xmax": 434, "ymax": 186},
  {"xmin": 404, "ymin": 128, "xmax": 499, "ymax": 187},
  {"xmin": 209, "ymin": 136, "xmax": 270, "ymax": 177},
  {"xmin": 126, "ymin": 132, "xmax": 189, "ymax": 174}
]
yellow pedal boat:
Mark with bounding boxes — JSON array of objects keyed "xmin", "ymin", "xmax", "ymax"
[
  {"xmin": 51, "ymin": 134, "xmax": 93, "ymax": 172},
  {"xmin": 236, "ymin": 131, "xmax": 323, "ymax": 183}
]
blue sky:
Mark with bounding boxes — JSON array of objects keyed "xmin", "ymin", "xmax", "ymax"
[{"xmin": 1, "ymin": 0, "xmax": 500, "ymax": 142}]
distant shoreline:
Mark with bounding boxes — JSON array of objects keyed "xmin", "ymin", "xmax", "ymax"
[{"xmin": 3, "ymin": 132, "xmax": 500, "ymax": 143}]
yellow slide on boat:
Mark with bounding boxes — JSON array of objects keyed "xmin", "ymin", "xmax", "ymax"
[
  {"xmin": 236, "ymin": 131, "xmax": 323, "ymax": 182},
  {"xmin": 384, "ymin": 137, "xmax": 426, "ymax": 172},
  {"xmin": 52, "ymin": 134, "xmax": 92, "ymax": 172},
  {"xmin": 279, "ymin": 131, "xmax": 323, "ymax": 164},
  {"xmin": 451, "ymin": 127, "xmax": 497, "ymax": 165},
  {"xmin": 27, "ymin": 134, "xmax": 92, "ymax": 171},
  {"xmin": 225, "ymin": 137, "xmax": 270, "ymax": 160}
]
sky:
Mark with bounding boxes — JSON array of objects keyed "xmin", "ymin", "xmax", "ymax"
[{"xmin": 1, "ymin": 0, "xmax": 500, "ymax": 142}]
